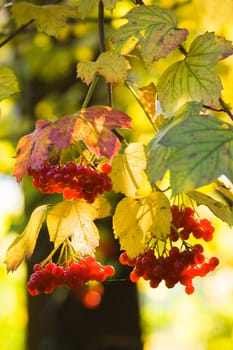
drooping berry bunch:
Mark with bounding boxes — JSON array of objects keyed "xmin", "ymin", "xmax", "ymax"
[
  {"xmin": 28, "ymin": 162, "xmax": 112, "ymax": 203},
  {"xmin": 27, "ymin": 256, "xmax": 115, "ymax": 296},
  {"xmin": 119, "ymin": 245, "xmax": 219, "ymax": 294},
  {"xmin": 119, "ymin": 205, "xmax": 219, "ymax": 294},
  {"xmin": 170, "ymin": 205, "xmax": 214, "ymax": 242}
]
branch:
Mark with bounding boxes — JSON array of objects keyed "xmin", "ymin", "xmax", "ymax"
[
  {"xmin": 0, "ymin": 20, "xmax": 34, "ymax": 48},
  {"xmin": 203, "ymin": 98, "xmax": 233, "ymax": 121},
  {"xmin": 98, "ymin": 1, "xmax": 113, "ymax": 107}
]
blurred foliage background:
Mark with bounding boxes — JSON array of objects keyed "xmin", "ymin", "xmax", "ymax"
[{"xmin": 0, "ymin": 0, "xmax": 233, "ymax": 349}]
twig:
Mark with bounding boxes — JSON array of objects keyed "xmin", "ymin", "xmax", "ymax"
[
  {"xmin": 203, "ymin": 98, "xmax": 233, "ymax": 121},
  {"xmin": 98, "ymin": 1, "xmax": 113, "ymax": 107},
  {"xmin": 0, "ymin": 19, "xmax": 34, "ymax": 48}
]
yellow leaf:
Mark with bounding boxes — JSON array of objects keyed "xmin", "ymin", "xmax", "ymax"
[
  {"xmin": 5, "ymin": 205, "xmax": 48, "ymax": 272},
  {"xmin": 111, "ymin": 142, "xmax": 151, "ymax": 197},
  {"xmin": 47, "ymin": 198, "xmax": 111, "ymax": 255},
  {"xmin": 138, "ymin": 192, "xmax": 171, "ymax": 240},
  {"xmin": 113, "ymin": 197, "xmax": 145, "ymax": 258},
  {"xmin": 77, "ymin": 51, "xmax": 130, "ymax": 84},
  {"xmin": 12, "ymin": 3, "xmax": 78, "ymax": 38},
  {"xmin": 113, "ymin": 192, "xmax": 171, "ymax": 258}
]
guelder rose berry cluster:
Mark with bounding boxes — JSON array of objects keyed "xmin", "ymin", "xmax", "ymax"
[
  {"xmin": 27, "ymin": 256, "xmax": 115, "ymax": 296},
  {"xmin": 28, "ymin": 162, "xmax": 112, "ymax": 203},
  {"xmin": 119, "ymin": 205, "xmax": 219, "ymax": 295}
]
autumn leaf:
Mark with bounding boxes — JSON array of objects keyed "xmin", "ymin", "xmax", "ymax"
[
  {"xmin": 13, "ymin": 120, "xmax": 53, "ymax": 182},
  {"xmin": 188, "ymin": 190, "xmax": 233, "ymax": 225},
  {"xmin": 75, "ymin": 0, "xmax": 97, "ymax": 20},
  {"xmin": 111, "ymin": 142, "xmax": 151, "ymax": 197},
  {"xmin": 113, "ymin": 192, "xmax": 171, "ymax": 258},
  {"xmin": 157, "ymin": 32, "xmax": 233, "ymax": 115},
  {"xmin": 5, "ymin": 205, "xmax": 48, "ymax": 272},
  {"xmin": 13, "ymin": 106, "xmax": 132, "ymax": 181},
  {"xmin": 47, "ymin": 197, "xmax": 111, "ymax": 255},
  {"xmin": 0, "ymin": 66, "xmax": 20, "ymax": 102},
  {"xmin": 147, "ymin": 102, "xmax": 233, "ymax": 195},
  {"xmin": 77, "ymin": 51, "xmax": 130, "ymax": 84},
  {"xmin": 12, "ymin": 2, "xmax": 78, "ymax": 38},
  {"xmin": 50, "ymin": 106, "xmax": 132, "ymax": 159},
  {"xmin": 112, "ymin": 5, "xmax": 188, "ymax": 64}
]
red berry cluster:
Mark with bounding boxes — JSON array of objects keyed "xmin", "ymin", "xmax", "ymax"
[
  {"xmin": 28, "ymin": 162, "xmax": 112, "ymax": 203},
  {"xmin": 119, "ymin": 245, "xmax": 219, "ymax": 295},
  {"xmin": 170, "ymin": 205, "xmax": 214, "ymax": 242},
  {"xmin": 27, "ymin": 257, "xmax": 115, "ymax": 296}
]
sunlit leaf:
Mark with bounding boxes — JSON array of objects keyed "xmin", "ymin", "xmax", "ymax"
[
  {"xmin": 147, "ymin": 102, "xmax": 233, "ymax": 195},
  {"xmin": 111, "ymin": 142, "xmax": 151, "ymax": 197},
  {"xmin": 50, "ymin": 106, "xmax": 132, "ymax": 159},
  {"xmin": 47, "ymin": 198, "xmax": 111, "ymax": 255},
  {"xmin": 113, "ymin": 192, "xmax": 171, "ymax": 258},
  {"xmin": 138, "ymin": 83, "xmax": 156, "ymax": 119},
  {"xmin": 0, "ymin": 66, "xmax": 20, "ymax": 101},
  {"xmin": 5, "ymin": 205, "xmax": 48, "ymax": 272},
  {"xmin": 77, "ymin": 51, "xmax": 130, "ymax": 84},
  {"xmin": 216, "ymin": 177, "xmax": 233, "ymax": 206},
  {"xmin": 188, "ymin": 190, "xmax": 233, "ymax": 225},
  {"xmin": 157, "ymin": 32, "xmax": 233, "ymax": 115},
  {"xmin": 12, "ymin": 2, "xmax": 78, "ymax": 37},
  {"xmin": 13, "ymin": 120, "xmax": 53, "ymax": 182},
  {"xmin": 14, "ymin": 106, "xmax": 132, "ymax": 181},
  {"xmin": 112, "ymin": 5, "xmax": 188, "ymax": 64}
]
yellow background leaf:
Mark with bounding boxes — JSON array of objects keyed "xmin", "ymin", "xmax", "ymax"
[
  {"xmin": 12, "ymin": 2, "xmax": 77, "ymax": 37},
  {"xmin": 111, "ymin": 142, "xmax": 151, "ymax": 197},
  {"xmin": 47, "ymin": 198, "xmax": 111, "ymax": 255},
  {"xmin": 5, "ymin": 205, "xmax": 48, "ymax": 272}
]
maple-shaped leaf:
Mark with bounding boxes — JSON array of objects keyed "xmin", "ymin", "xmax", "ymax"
[
  {"xmin": 46, "ymin": 197, "xmax": 111, "ymax": 255},
  {"xmin": 111, "ymin": 142, "xmax": 151, "ymax": 197},
  {"xmin": 77, "ymin": 51, "xmax": 130, "ymax": 84},
  {"xmin": 157, "ymin": 32, "xmax": 233, "ymax": 115},
  {"xmin": 0, "ymin": 66, "xmax": 20, "ymax": 102},
  {"xmin": 14, "ymin": 120, "xmax": 53, "ymax": 182},
  {"xmin": 4, "ymin": 205, "xmax": 48, "ymax": 272},
  {"xmin": 112, "ymin": 5, "xmax": 188, "ymax": 64},
  {"xmin": 12, "ymin": 2, "xmax": 78, "ymax": 38},
  {"xmin": 147, "ymin": 102, "xmax": 233, "ymax": 195},
  {"xmin": 188, "ymin": 190, "xmax": 233, "ymax": 225},
  {"xmin": 113, "ymin": 192, "xmax": 171, "ymax": 258},
  {"xmin": 50, "ymin": 106, "xmax": 132, "ymax": 159}
]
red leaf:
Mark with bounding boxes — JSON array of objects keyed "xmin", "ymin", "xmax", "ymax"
[
  {"xmin": 51, "ymin": 106, "xmax": 132, "ymax": 159},
  {"xmin": 14, "ymin": 106, "xmax": 132, "ymax": 181},
  {"xmin": 14, "ymin": 120, "xmax": 53, "ymax": 181}
]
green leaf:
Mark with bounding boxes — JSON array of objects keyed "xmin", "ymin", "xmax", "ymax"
[
  {"xmin": 12, "ymin": 2, "xmax": 78, "ymax": 38},
  {"xmin": 112, "ymin": 5, "xmax": 188, "ymax": 64},
  {"xmin": 146, "ymin": 101, "xmax": 201, "ymax": 184},
  {"xmin": 147, "ymin": 102, "xmax": 233, "ymax": 195},
  {"xmin": 77, "ymin": 51, "xmax": 130, "ymax": 84},
  {"xmin": 111, "ymin": 142, "xmax": 151, "ymax": 197},
  {"xmin": 4, "ymin": 205, "xmax": 48, "ymax": 272},
  {"xmin": 47, "ymin": 198, "xmax": 111, "ymax": 255},
  {"xmin": 102, "ymin": 0, "xmax": 119, "ymax": 11},
  {"xmin": 75, "ymin": 0, "xmax": 97, "ymax": 20},
  {"xmin": 157, "ymin": 32, "xmax": 233, "ymax": 115},
  {"xmin": 113, "ymin": 192, "xmax": 171, "ymax": 258},
  {"xmin": 188, "ymin": 190, "xmax": 233, "ymax": 225},
  {"xmin": 0, "ymin": 66, "xmax": 20, "ymax": 101}
]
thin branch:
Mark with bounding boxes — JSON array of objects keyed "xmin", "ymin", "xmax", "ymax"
[
  {"xmin": 81, "ymin": 75, "xmax": 99, "ymax": 109},
  {"xmin": 179, "ymin": 44, "xmax": 188, "ymax": 56},
  {"xmin": 98, "ymin": 0, "xmax": 113, "ymax": 107},
  {"xmin": 0, "ymin": 19, "xmax": 34, "ymax": 48},
  {"xmin": 203, "ymin": 98, "xmax": 233, "ymax": 121}
]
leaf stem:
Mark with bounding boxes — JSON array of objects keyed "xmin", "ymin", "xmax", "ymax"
[
  {"xmin": 81, "ymin": 75, "xmax": 99, "ymax": 109},
  {"xmin": 179, "ymin": 44, "xmax": 188, "ymax": 57},
  {"xmin": 203, "ymin": 98, "xmax": 233, "ymax": 121},
  {"xmin": 98, "ymin": 1, "xmax": 113, "ymax": 107}
]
